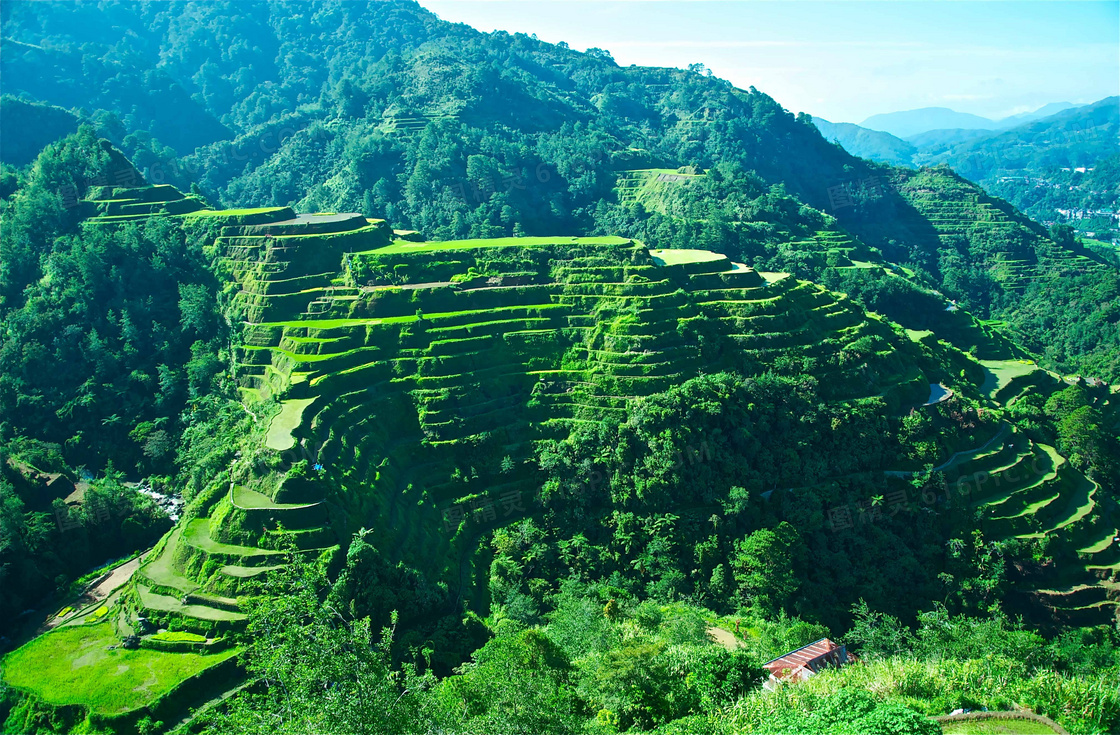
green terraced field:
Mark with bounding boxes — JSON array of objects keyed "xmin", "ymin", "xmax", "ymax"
[
  {"xmin": 937, "ymin": 409, "xmax": 1120, "ymax": 624},
  {"xmin": 217, "ymin": 223, "xmax": 943, "ymax": 599},
  {"xmin": 183, "ymin": 206, "xmax": 289, "ymax": 218},
  {"xmin": 265, "ymin": 397, "xmax": 317, "ymax": 450},
  {"xmin": 894, "ymin": 167, "xmax": 1106, "ymax": 296},
  {"xmin": 979, "ymin": 359, "xmax": 1040, "ymax": 400},
  {"xmin": 136, "ymin": 586, "xmax": 245, "ymax": 623},
  {"xmin": 614, "ymin": 168, "xmax": 704, "ymax": 211},
  {"xmin": 182, "ymin": 518, "xmax": 283, "ymax": 558},
  {"xmin": 364, "ymin": 235, "xmax": 632, "ymax": 255},
  {"xmin": 649, "ymin": 248, "xmax": 726, "ymax": 266},
  {"xmin": 231, "ymin": 484, "xmax": 320, "ymax": 510},
  {"xmin": 13, "ymin": 181, "xmax": 1117, "ymax": 720},
  {"xmin": 2, "ymin": 623, "xmax": 238, "ymax": 715}
]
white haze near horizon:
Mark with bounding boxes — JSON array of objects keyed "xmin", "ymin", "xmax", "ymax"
[{"xmin": 420, "ymin": 0, "xmax": 1119, "ymax": 125}]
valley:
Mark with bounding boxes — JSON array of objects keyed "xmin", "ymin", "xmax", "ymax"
[{"xmin": 0, "ymin": 2, "xmax": 1117, "ymax": 734}]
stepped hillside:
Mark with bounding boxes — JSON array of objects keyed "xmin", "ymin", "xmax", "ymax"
[
  {"xmin": 214, "ymin": 212, "xmax": 936, "ymax": 600},
  {"xmin": 885, "ymin": 166, "xmax": 1108, "ymax": 294},
  {"xmin": 4, "ymin": 179, "xmax": 1116, "ymax": 730},
  {"xmin": 938, "ymin": 366, "xmax": 1120, "ymax": 627},
  {"xmin": 5, "ymin": 1, "xmax": 1118, "ymax": 383},
  {"xmin": 2, "ymin": 5, "xmax": 1119, "ymax": 730}
]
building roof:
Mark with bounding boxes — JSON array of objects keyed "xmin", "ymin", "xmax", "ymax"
[{"xmin": 763, "ymin": 638, "xmax": 852, "ymax": 682}]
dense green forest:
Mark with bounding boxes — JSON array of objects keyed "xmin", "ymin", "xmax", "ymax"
[{"xmin": 1, "ymin": 2, "xmax": 1119, "ymax": 734}]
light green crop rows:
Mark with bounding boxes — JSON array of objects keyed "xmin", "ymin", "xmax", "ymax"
[{"xmin": 2, "ymin": 622, "xmax": 238, "ymax": 714}]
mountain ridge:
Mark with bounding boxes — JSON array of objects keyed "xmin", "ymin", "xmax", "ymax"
[
  {"xmin": 858, "ymin": 101, "xmax": 1083, "ymax": 139},
  {"xmin": 860, "ymin": 106, "xmax": 1000, "ymax": 138},
  {"xmin": 1, "ymin": 4, "xmax": 1119, "ymax": 732}
]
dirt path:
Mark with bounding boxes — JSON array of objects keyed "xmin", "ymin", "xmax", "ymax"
[
  {"xmin": 707, "ymin": 626, "xmax": 745, "ymax": 650},
  {"xmin": 883, "ymin": 421, "xmax": 1010, "ymax": 478},
  {"xmin": 45, "ymin": 553, "xmax": 147, "ymax": 630}
]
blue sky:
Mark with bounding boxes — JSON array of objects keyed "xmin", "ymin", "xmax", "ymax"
[{"xmin": 420, "ymin": 1, "xmax": 1119, "ymax": 124}]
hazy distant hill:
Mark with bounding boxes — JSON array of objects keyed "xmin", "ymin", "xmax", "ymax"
[
  {"xmin": 903, "ymin": 127, "xmax": 994, "ymax": 153},
  {"xmin": 860, "ymin": 106, "xmax": 999, "ymax": 138},
  {"xmin": 812, "ymin": 117, "xmax": 916, "ymax": 166},
  {"xmin": 861, "ymin": 101, "xmax": 1081, "ymax": 140},
  {"xmin": 998, "ymin": 101, "xmax": 1077, "ymax": 126},
  {"xmin": 929, "ymin": 96, "xmax": 1119, "ymax": 180}
]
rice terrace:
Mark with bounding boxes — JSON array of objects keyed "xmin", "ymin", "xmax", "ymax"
[{"xmin": 0, "ymin": 1, "xmax": 1118, "ymax": 733}]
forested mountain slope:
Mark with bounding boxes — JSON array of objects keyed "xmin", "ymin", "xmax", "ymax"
[
  {"xmin": 1, "ymin": 137, "xmax": 1118, "ymax": 734},
  {"xmin": 812, "ymin": 117, "xmax": 916, "ymax": 166},
  {"xmin": 3, "ymin": 0, "xmax": 1118, "ymax": 384},
  {"xmin": 1, "ymin": 3, "xmax": 1119, "ymax": 733},
  {"xmin": 925, "ymin": 97, "xmax": 1120, "ymax": 183}
]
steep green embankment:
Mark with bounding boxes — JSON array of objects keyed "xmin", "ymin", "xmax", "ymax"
[{"xmin": 4, "ymin": 179, "xmax": 1116, "ymax": 732}]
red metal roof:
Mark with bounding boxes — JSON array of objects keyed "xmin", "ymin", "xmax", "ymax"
[{"xmin": 763, "ymin": 638, "xmax": 852, "ymax": 682}]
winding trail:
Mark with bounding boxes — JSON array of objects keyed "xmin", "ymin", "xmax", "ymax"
[
  {"xmin": 761, "ymin": 422, "xmax": 1012, "ymax": 499},
  {"xmin": 707, "ymin": 626, "xmax": 745, "ymax": 650},
  {"xmin": 884, "ymin": 422, "xmax": 1011, "ymax": 478},
  {"xmin": 44, "ymin": 552, "xmax": 148, "ymax": 630}
]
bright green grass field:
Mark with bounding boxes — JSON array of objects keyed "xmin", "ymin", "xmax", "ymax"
[
  {"xmin": 940, "ymin": 717, "xmax": 1059, "ymax": 734},
  {"xmin": 906, "ymin": 329, "xmax": 934, "ymax": 342},
  {"xmin": 366, "ymin": 235, "xmax": 632, "ymax": 255},
  {"xmin": 181, "ymin": 207, "xmax": 288, "ymax": 218},
  {"xmin": 2, "ymin": 623, "xmax": 238, "ymax": 714},
  {"xmin": 979, "ymin": 359, "xmax": 1038, "ymax": 400},
  {"xmin": 265, "ymin": 397, "xmax": 316, "ymax": 450},
  {"xmin": 648, "ymin": 248, "xmax": 725, "ymax": 266},
  {"xmin": 152, "ymin": 631, "xmax": 207, "ymax": 643}
]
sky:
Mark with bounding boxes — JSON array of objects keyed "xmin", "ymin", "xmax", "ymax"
[{"xmin": 420, "ymin": 0, "xmax": 1119, "ymax": 124}]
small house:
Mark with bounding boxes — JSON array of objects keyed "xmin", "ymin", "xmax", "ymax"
[{"xmin": 762, "ymin": 638, "xmax": 855, "ymax": 690}]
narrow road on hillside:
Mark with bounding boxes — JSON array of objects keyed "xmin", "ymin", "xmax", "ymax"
[
  {"xmin": 44, "ymin": 552, "xmax": 148, "ymax": 630},
  {"xmin": 707, "ymin": 626, "xmax": 745, "ymax": 650}
]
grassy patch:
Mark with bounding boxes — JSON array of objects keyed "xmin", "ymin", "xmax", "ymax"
[
  {"xmin": 220, "ymin": 563, "xmax": 285, "ymax": 578},
  {"xmin": 940, "ymin": 717, "xmax": 1059, "ymax": 734},
  {"xmin": 760, "ymin": 271, "xmax": 791, "ymax": 284},
  {"xmin": 152, "ymin": 631, "xmax": 207, "ymax": 643},
  {"xmin": 265, "ymin": 397, "xmax": 316, "ymax": 450},
  {"xmin": 137, "ymin": 585, "xmax": 245, "ymax": 622},
  {"xmin": 183, "ymin": 207, "xmax": 288, "ymax": 217},
  {"xmin": 231, "ymin": 485, "xmax": 318, "ymax": 510},
  {"xmin": 648, "ymin": 248, "xmax": 724, "ymax": 266},
  {"xmin": 979, "ymin": 359, "xmax": 1038, "ymax": 400},
  {"xmin": 138, "ymin": 526, "xmax": 197, "ymax": 594},
  {"xmin": 182, "ymin": 519, "xmax": 282, "ymax": 558},
  {"xmin": 2, "ymin": 622, "xmax": 238, "ymax": 714}
]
